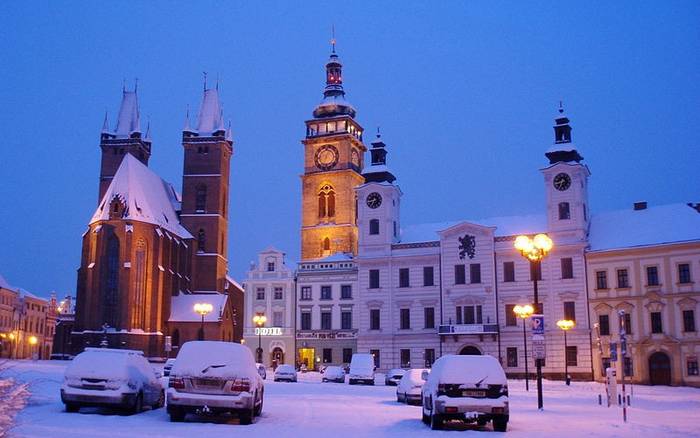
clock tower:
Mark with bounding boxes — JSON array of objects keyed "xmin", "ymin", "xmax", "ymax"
[{"xmin": 300, "ymin": 44, "xmax": 366, "ymax": 260}]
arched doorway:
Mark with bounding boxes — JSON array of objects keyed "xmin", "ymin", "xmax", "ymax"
[
  {"xmin": 271, "ymin": 347, "xmax": 284, "ymax": 366},
  {"xmin": 649, "ymin": 352, "xmax": 671, "ymax": 385},
  {"xmin": 459, "ymin": 345, "xmax": 482, "ymax": 355}
]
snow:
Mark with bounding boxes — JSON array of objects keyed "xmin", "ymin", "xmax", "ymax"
[
  {"xmin": 0, "ymin": 273, "xmax": 14, "ymax": 290},
  {"xmin": 170, "ymin": 341, "xmax": 257, "ymax": 381},
  {"xmin": 195, "ymin": 88, "xmax": 224, "ymax": 135},
  {"xmin": 114, "ymin": 90, "xmax": 140, "ymax": 137},
  {"xmin": 363, "ymin": 164, "xmax": 392, "ymax": 174},
  {"xmin": 589, "ymin": 203, "xmax": 700, "ymax": 251},
  {"xmin": 401, "ymin": 214, "xmax": 547, "ymax": 243},
  {"xmin": 349, "ymin": 353, "xmax": 374, "ymax": 378},
  {"xmin": 91, "ymin": 154, "xmax": 192, "ymax": 239},
  {"xmin": 64, "ymin": 350, "xmax": 140, "ymax": 381},
  {"xmin": 546, "ymin": 142, "xmax": 578, "ymax": 154},
  {"xmin": 398, "ymin": 369, "xmax": 428, "ymax": 393},
  {"xmin": 424, "ymin": 355, "xmax": 507, "ymax": 391},
  {"xmin": 323, "ymin": 366, "xmax": 345, "ymax": 380},
  {"xmin": 315, "ymin": 253, "xmax": 354, "ymax": 262},
  {"xmin": 168, "ymin": 294, "xmax": 227, "ymax": 323},
  {"xmin": 7, "ymin": 360, "xmax": 700, "ymax": 437}
]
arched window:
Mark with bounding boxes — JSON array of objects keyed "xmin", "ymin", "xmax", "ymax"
[
  {"xmin": 197, "ymin": 229, "xmax": 206, "ymax": 252},
  {"xmin": 103, "ymin": 235, "xmax": 120, "ymax": 328},
  {"xmin": 558, "ymin": 202, "xmax": 571, "ymax": 220},
  {"xmin": 133, "ymin": 238, "xmax": 147, "ymax": 328},
  {"xmin": 318, "ymin": 184, "xmax": 335, "ymax": 219},
  {"xmin": 327, "ymin": 191, "xmax": 335, "ymax": 217},
  {"xmin": 322, "ymin": 237, "xmax": 331, "ymax": 253},
  {"xmin": 369, "ymin": 219, "xmax": 380, "ymax": 235},
  {"xmin": 318, "ymin": 192, "xmax": 326, "ymax": 218},
  {"xmin": 195, "ymin": 185, "xmax": 207, "ymax": 212}
]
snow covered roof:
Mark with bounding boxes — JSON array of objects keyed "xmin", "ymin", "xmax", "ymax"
[
  {"xmin": 363, "ymin": 164, "xmax": 392, "ymax": 175},
  {"xmin": 316, "ymin": 253, "xmax": 354, "ymax": 262},
  {"xmin": 589, "ymin": 203, "xmax": 700, "ymax": 252},
  {"xmin": 546, "ymin": 143, "xmax": 578, "ymax": 154},
  {"xmin": 113, "ymin": 90, "xmax": 141, "ymax": 137},
  {"xmin": 0, "ymin": 274, "xmax": 13, "ymax": 290},
  {"xmin": 226, "ymin": 275, "xmax": 243, "ymax": 292},
  {"xmin": 169, "ymin": 293, "xmax": 228, "ymax": 322},
  {"xmin": 91, "ymin": 154, "xmax": 192, "ymax": 239},
  {"xmin": 401, "ymin": 214, "xmax": 547, "ymax": 243},
  {"xmin": 18, "ymin": 288, "xmax": 45, "ymax": 301},
  {"xmin": 196, "ymin": 88, "xmax": 225, "ymax": 135}
]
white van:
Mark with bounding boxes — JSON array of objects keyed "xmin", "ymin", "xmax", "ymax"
[{"xmin": 348, "ymin": 353, "xmax": 375, "ymax": 385}]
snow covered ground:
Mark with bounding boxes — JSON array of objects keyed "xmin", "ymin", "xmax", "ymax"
[{"xmin": 4, "ymin": 360, "xmax": 700, "ymax": 437}]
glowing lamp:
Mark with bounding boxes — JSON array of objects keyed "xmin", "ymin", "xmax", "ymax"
[{"xmin": 556, "ymin": 319, "xmax": 575, "ymax": 331}]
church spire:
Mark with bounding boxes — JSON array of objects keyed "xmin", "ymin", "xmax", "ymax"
[
  {"xmin": 114, "ymin": 84, "xmax": 141, "ymax": 138},
  {"xmin": 312, "ymin": 32, "xmax": 356, "ymax": 119},
  {"xmin": 545, "ymin": 102, "xmax": 583, "ymax": 164},
  {"xmin": 101, "ymin": 111, "xmax": 110, "ymax": 134},
  {"xmin": 195, "ymin": 79, "xmax": 225, "ymax": 136},
  {"xmin": 363, "ymin": 129, "xmax": 396, "ymax": 183}
]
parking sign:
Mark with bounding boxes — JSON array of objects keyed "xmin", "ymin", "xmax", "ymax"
[{"xmin": 531, "ymin": 314, "xmax": 545, "ymax": 336}]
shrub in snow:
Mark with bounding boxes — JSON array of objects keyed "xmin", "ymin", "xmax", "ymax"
[{"xmin": 0, "ymin": 360, "xmax": 30, "ymax": 437}]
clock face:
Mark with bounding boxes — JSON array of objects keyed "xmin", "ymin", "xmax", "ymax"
[
  {"xmin": 314, "ymin": 145, "xmax": 339, "ymax": 171},
  {"xmin": 366, "ymin": 192, "xmax": 382, "ymax": 209},
  {"xmin": 351, "ymin": 149, "xmax": 360, "ymax": 167},
  {"xmin": 553, "ymin": 173, "xmax": 571, "ymax": 191}
]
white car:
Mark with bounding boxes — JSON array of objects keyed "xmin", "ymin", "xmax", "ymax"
[
  {"xmin": 348, "ymin": 353, "xmax": 375, "ymax": 385},
  {"xmin": 385, "ymin": 368, "xmax": 407, "ymax": 386},
  {"xmin": 163, "ymin": 359, "xmax": 176, "ymax": 377},
  {"xmin": 322, "ymin": 366, "xmax": 345, "ymax": 383},
  {"xmin": 273, "ymin": 364, "xmax": 298, "ymax": 382},
  {"xmin": 61, "ymin": 348, "xmax": 164, "ymax": 414},
  {"xmin": 167, "ymin": 341, "xmax": 264, "ymax": 425},
  {"xmin": 421, "ymin": 355, "xmax": 509, "ymax": 431},
  {"xmin": 396, "ymin": 368, "xmax": 428, "ymax": 404}
]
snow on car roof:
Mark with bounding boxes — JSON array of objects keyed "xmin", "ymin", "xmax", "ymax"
[
  {"xmin": 171, "ymin": 341, "xmax": 257, "ymax": 379},
  {"xmin": 428, "ymin": 355, "xmax": 506, "ymax": 385},
  {"xmin": 66, "ymin": 349, "xmax": 134, "ymax": 380}
]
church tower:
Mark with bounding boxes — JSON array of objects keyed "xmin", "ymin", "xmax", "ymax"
[
  {"xmin": 179, "ymin": 81, "xmax": 233, "ymax": 293},
  {"xmin": 300, "ymin": 42, "xmax": 366, "ymax": 260},
  {"xmin": 98, "ymin": 85, "xmax": 151, "ymax": 202},
  {"xmin": 542, "ymin": 103, "xmax": 590, "ymax": 241}
]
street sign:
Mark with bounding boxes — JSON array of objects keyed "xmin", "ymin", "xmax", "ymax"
[
  {"xmin": 164, "ymin": 336, "xmax": 172, "ymax": 353},
  {"xmin": 610, "ymin": 342, "xmax": 618, "ymax": 362},
  {"xmin": 532, "ymin": 337, "xmax": 546, "ymax": 359},
  {"xmin": 531, "ymin": 314, "xmax": 545, "ymax": 336}
]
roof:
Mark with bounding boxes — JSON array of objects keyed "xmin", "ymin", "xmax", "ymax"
[
  {"xmin": 401, "ymin": 214, "xmax": 547, "ymax": 243},
  {"xmin": 0, "ymin": 274, "xmax": 13, "ymax": 290},
  {"xmin": 169, "ymin": 293, "xmax": 228, "ymax": 322},
  {"xmin": 91, "ymin": 154, "xmax": 192, "ymax": 238},
  {"xmin": 315, "ymin": 253, "xmax": 354, "ymax": 262},
  {"xmin": 113, "ymin": 90, "xmax": 141, "ymax": 137},
  {"xmin": 546, "ymin": 142, "xmax": 578, "ymax": 154},
  {"xmin": 226, "ymin": 275, "xmax": 244, "ymax": 292},
  {"xmin": 196, "ymin": 88, "xmax": 224, "ymax": 135},
  {"xmin": 589, "ymin": 203, "xmax": 700, "ymax": 251}
]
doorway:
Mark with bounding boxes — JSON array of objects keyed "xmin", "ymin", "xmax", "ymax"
[
  {"xmin": 271, "ymin": 347, "xmax": 284, "ymax": 367},
  {"xmin": 459, "ymin": 345, "xmax": 482, "ymax": 355},
  {"xmin": 649, "ymin": 352, "xmax": 671, "ymax": 385},
  {"xmin": 298, "ymin": 348, "xmax": 315, "ymax": 370}
]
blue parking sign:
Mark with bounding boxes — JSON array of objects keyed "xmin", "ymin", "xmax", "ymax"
[{"xmin": 531, "ymin": 314, "xmax": 545, "ymax": 335}]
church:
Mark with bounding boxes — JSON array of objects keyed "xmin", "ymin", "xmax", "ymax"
[{"xmin": 71, "ymin": 83, "xmax": 244, "ymax": 358}]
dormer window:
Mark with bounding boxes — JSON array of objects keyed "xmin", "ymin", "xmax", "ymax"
[
  {"xmin": 267, "ymin": 261, "xmax": 275, "ymax": 272},
  {"xmin": 109, "ymin": 196, "xmax": 125, "ymax": 219}
]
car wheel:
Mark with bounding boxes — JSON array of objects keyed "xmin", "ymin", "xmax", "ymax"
[
  {"xmin": 349, "ymin": 379, "xmax": 355, "ymax": 385},
  {"xmin": 254, "ymin": 390, "xmax": 264, "ymax": 416},
  {"xmin": 169, "ymin": 407, "xmax": 185, "ymax": 422},
  {"xmin": 239, "ymin": 405, "xmax": 255, "ymax": 425},
  {"xmin": 421, "ymin": 410, "xmax": 430, "ymax": 425},
  {"xmin": 430, "ymin": 411, "xmax": 443, "ymax": 430},
  {"xmin": 152, "ymin": 390, "xmax": 165, "ymax": 409},
  {"xmin": 129, "ymin": 392, "xmax": 143, "ymax": 415},
  {"xmin": 396, "ymin": 394, "xmax": 402, "ymax": 403},
  {"xmin": 65, "ymin": 403, "xmax": 79, "ymax": 413},
  {"xmin": 492, "ymin": 415, "xmax": 508, "ymax": 432}
]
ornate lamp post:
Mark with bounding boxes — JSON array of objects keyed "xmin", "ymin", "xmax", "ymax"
[
  {"xmin": 556, "ymin": 319, "xmax": 576, "ymax": 385},
  {"xmin": 514, "ymin": 233, "xmax": 553, "ymax": 410},
  {"xmin": 513, "ymin": 304, "xmax": 534, "ymax": 391},
  {"xmin": 252, "ymin": 314, "xmax": 267, "ymax": 364},
  {"xmin": 193, "ymin": 302, "xmax": 213, "ymax": 341}
]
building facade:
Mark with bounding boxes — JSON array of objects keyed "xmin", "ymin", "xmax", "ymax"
[{"xmin": 243, "ymin": 248, "xmax": 296, "ymax": 367}]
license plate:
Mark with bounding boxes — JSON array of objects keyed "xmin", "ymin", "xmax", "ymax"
[
  {"xmin": 463, "ymin": 390, "xmax": 485, "ymax": 397},
  {"xmin": 196, "ymin": 379, "xmax": 221, "ymax": 387}
]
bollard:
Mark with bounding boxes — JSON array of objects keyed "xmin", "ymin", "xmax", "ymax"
[
  {"xmin": 598, "ymin": 394, "xmax": 602, "ymax": 405},
  {"xmin": 627, "ymin": 395, "xmax": 631, "ymax": 407},
  {"xmin": 618, "ymin": 394, "xmax": 622, "ymax": 405}
]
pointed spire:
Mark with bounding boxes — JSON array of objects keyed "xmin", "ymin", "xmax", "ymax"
[
  {"xmin": 101, "ymin": 111, "xmax": 110, "ymax": 133},
  {"xmin": 183, "ymin": 104, "xmax": 193, "ymax": 133},
  {"xmin": 546, "ymin": 101, "xmax": 583, "ymax": 164},
  {"xmin": 114, "ymin": 83, "xmax": 141, "ymax": 137},
  {"xmin": 144, "ymin": 116, "xmax": 151, "ymax": 140},
  {"xmin": 225, "ymin": 120, "xmax": 233, "ymax": 142},
  {"xmin": 312, "ymin": 32, "xmax": 356, "ymax": 119},
  {"xmin": 195, "ymin": 77, "xmax": 224, "ymax": 135},
  {"xmin": 331, "ymin": 24, "xmax": 336, "ymax": 54},
  {"xmin": 203, "ymin": 71, "xmax": 208, "ymax": 92}
]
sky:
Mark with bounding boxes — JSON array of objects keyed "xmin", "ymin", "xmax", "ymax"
[{"xmin": 0, "ymin": 1, "xmax": 698, "ymax": 299}]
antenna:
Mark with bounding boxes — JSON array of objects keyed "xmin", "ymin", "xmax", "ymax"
[{"xmin": 559, "ymin": 100, "xmax": 564, "ymax": 114}]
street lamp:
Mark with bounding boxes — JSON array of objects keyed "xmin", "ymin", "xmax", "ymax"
[
  {"xmin": 28, "ymin": 335, "xmax": 38, "ymax": 361},
  {"xmin": 193, "ymin": 302, "xmax": 213, "ymax": 341},
  {"xmin": 514, "ymin": 233, "xmax": 553, "ymax": 411},
  {"xmin": 557, "ymin": 319, "xmax": 576, "ymax": 386},
  {"xmin": 513, "ymin": 304, "xmax": 534, "ymax": 391},
  {"xmin": 252, "ymin": 314, "xmax": 267, "ymax": 364}
]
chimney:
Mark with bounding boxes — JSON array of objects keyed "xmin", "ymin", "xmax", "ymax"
[{"xmin": 634, "ymin": 201, "xmax": 647, "ymax": 211}]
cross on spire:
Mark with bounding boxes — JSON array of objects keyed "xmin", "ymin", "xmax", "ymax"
[{"xmin": 331, "ymin": 25, "xmax": 336, "ymax": 53}]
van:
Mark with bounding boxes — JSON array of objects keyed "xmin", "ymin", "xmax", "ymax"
[{"xmin": 348, "ymin": 353, "xmax": 375, "ymax": 385}]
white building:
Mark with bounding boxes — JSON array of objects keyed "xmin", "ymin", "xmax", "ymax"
[{"xmin": 242, "ymin": 248, "xmax": 295, "ymax": 367}]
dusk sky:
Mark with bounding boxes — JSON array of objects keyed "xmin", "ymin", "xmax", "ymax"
[{"xmin": 1, "ymin": 1, "xmax": 698, "ymax": 299}]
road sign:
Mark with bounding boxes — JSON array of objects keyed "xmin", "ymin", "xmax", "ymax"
[
  {"xmin": 610, "ymin": 342, "xmax": 618, "ymax": 362},
  {"xmin": 532, "ymin": 338, "xmax": 546, "ymax": 359},
  {"xmin": 531, "ymin": 314, "xmax": 545, "ymax": 336}
]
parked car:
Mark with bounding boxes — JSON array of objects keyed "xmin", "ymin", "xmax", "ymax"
[
  {"xmin": 421, "ymin": 355, "xmax": 509, "ymax": 431},
  {"xmin": 273, "ymin": 364, "xmax": 298, "ymax": 382},
  {"xmin": 385, "ymin": 368, "xmax": 407, "ymax": 386},
  {"xmin": 167, "ymin": 341, "xmax": 264, "ymax": 425},
  {"xmin": 163, "ymin": 359, "xmax": 176, "ymax": 377},
  {"xmin": 348, "ymin": 353, "xmax": 375, "ymax": 385},
  {"xmin": 256, "ymin": 363, "xmax": 267, "ymax": 380},
  {"xmin": 322, "ymin": 366, "xmax": 346, "ymax": 383},
  {"xmin": 396, "ymin": 368, "xmax": 428, "ymax": 404},
  {"xmin": 61, "ymin": 348, "xmax": 164, "ymax": 414}
]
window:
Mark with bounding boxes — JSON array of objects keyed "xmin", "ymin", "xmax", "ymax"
[
  {"xmin": 558, "ymin": 202, "xmax": 570, "ymax": 220},
  {"xmin": 470, "ymin": 264, "xmax": 481, "ymax": 284},
  {"xmin": 318, "ymin": 185, "xmax": 335, "ymax": 218},
  {"xmin": 564, "ymin": 301, "xmax": 576, "ymax": 322},
  {"xmin": 617, "ymin": 269, "xmax": 629, "ymax": 288},
  {"xmin": 530, "ymin": 262, "xmax": 542, "ymax": 281},
  {"xmin": 423, "ymin": 266, "xmax": 434, "ymax": 286},
  {"xmin": 688, "ymin": 359, "xmax": 699, "ymax": 376},
  {"xmin": 322, "ymin": 237, "xmax": 330, "ymax": 253},
  {"xmin": 273, "ymin": 311, "xmax": 283, "ymax": 327},
  {"xmin": 424, "ymin": 307, "xmax": 435, "ymax": 329},
  {"xmin": 341, "ymin": 284, "xmax": 352, "ymax": 299},
  {"xmin": 561, "ymin": 258, "xmax": 573, "ymax": 279},
  {"xmin": 195, "ymin": 185, "xmax": 207, "ymax": 212},
  {"xmin": 267, "ymin": 262, "xmax": 275, "ymax": 272},
  {"xmin": 601, "ymin": 358, "xmax": 611, "ymax": 376},
  {"xmin": 623, "ymin": 357, "xmax": 633, "ymax": 377},
  {"xmin": 323, "ymin": 348, "xmax": 332, "ymax": 363},
  {"xmin": 256, "ymin": 287, "xmax": 265, "ymax": 300},
  {"xmin": 424, "ymin": 349, "xmax": 435, "ymax": 368},
  {"xmin": 454, "ymin": 264, "xmax": 466, "ymax": 284},
  {"xmin": 646, "ymin": 266, "xmax": 659, "ymax": 286},
  {"xmin": 393, "ymin": 221, "xmax": 397, "ymax": 237},
  {"xmin": 596, "ymin": 271, "xmax": 608, "ymax": 289},
  {"xmin": 343, "ymin": 348, "xmax": 353, "ymax": 364},
  {"xmin": 321, "ymin": 311, "xmax": 332, "ymax": 330},
  {"xmin": 370, "ymin": 349, "xmax": 380, "ymax": 368},
  {"xmin": 369, "ymin": 270, "xmax": 380, "ymax": 289},
  {"xmin": 651, "ymin": 312, "xmax": 663, "ymax": 334},
  {"xmin": 679, "ymin": 263, "xmax": 692, "ymax": 284},
  {"xmin": 624, "ymin": 312, "xmax": 632, "ymax": 335},
  {"xmin": 506, "ymin": 347, "xmax": 518, "ymax": 367},
  {"xmin": 197, "ymin": 229, "xmax": 206, "ymax": 252},
  {"xmin": 274, "ymin": 287, "xmax": 283, "ymax": 300},
  {"xmin": 300, "ymin": 286, "xmax": 312, "ymax": 301},
  {"xmin": 400, "ymin": 349, "xmax": 411, "ymax": 368},
  {"xmin": 683, "ymin": 310, "xmax": 696, "ymax": 332},
  {"xmin": 301, "ymin": 312, "xmax": 311, "ymax": 330},
  {"xmin": 566, "ymin": 346, "xmax": 578, "ymax": 366},
  {"xmin": 320, "ymin": 286, "xmax": 332, "ymax": 300},
  {"xmin": 369, "ymin": 219, "xmax": 379, "ymax": 235},
  {"xmin": 505, "ymin": 304, "xmax": 517, "ymax": 326},
  {"xmin": 370, "ymin": 309, "xmax": 380, "ymax": 330},
  {"xmin": 341, "ymin": 311, "xmax": 352, "ymax": 330},
  {"xmin": 456, "ymin": 305, "xmax": 482, "ymax": 324},
  {"xmin": 503, "ymin": 262, "xmax": 515, "ymax": 282},
  {"xmin": 598, "ymin": 314, "xmax": 610, "ymax": 336},
  {"xmin": 399, "ymin": 268, "xmax": 410, "ymax": 288},
  {"xmin": 400, "ymin": 308, "xmax": 411, "ymax": 329}
]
